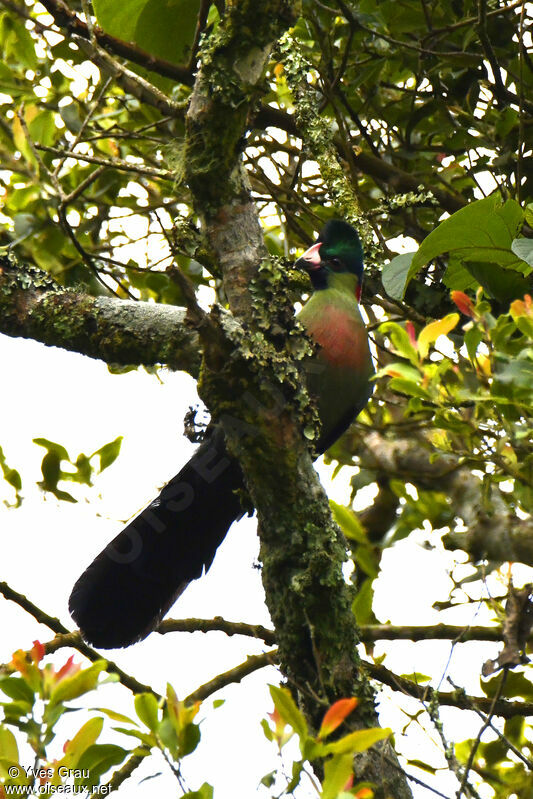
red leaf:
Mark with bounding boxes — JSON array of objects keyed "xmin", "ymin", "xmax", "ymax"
[
  {"xmin": 318, "ymin": 697, "xmax": 358, "ymax": 739},
  {"xmin": 451, "ymin": 291, "xmax": 475, "ymax": 317},
  {"xmin": 405, "ymin": 320, "xmax": 417, "ymax": 346},
  {"xmin": 31, "ymin": 640, "xmax": 45, "ymax": 663},
  {"xmin": 54, "ymin": 655, "xmax": 80, "ymax": 683}
]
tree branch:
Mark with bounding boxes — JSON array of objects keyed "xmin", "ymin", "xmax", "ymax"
[
  {"xmin": 252, "ymin": 106, "xmax": 467, "ymax": 215},
  {"xmin": 0, "ymin": 252, "xmax": 201, "ymax": 374},
  {"xmin": 365, "ymin": 661, "xmax": 533, "ymax": 719},
  {"xmin": 355, "ymin": 430, "xmax": 533, "ymax": 567},
  {"xmin": 185, "ymin": 650, "xmax": 279, "ymax": 704},
  {"xmin": 157, "ymin": 616, "xmax": 277, "ymax": 645},
  {"xmin": 182, "ymin": 5, "xmax": 413, "ymax": 797},
  {"xmin": 0, "ymin": 581, "xmax": 156, "ymax": 695},
  {"xmin": 36, "ymin": 0, "xmax": 193, "ymax": 85},
  {"xmin": 158, "ymin": 617, "xmax": 505, "ymax": 646}
]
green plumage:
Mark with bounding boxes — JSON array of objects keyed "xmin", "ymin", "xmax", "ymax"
[
  {"xmin": 298, "ymin": 273, "xmax": 374, "ymax": 450},
  {"xmin": 295, "ymin": 221, "xmax": 374, "ymax": 450}
]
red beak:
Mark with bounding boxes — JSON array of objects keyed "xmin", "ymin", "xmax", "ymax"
[{"xmin": 296, "ymin": 241, "xmax": 322, "ymax": 270}]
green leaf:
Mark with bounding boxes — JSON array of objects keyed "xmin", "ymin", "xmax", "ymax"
[
  {"xmin": 404, "ymin": 196, "xmax": 525, "ymax": 293},
  {"xmin": 28, "ymin": 110, "xmax": 57, "ymax": 147},
  {"xmin": 33, "ymin": 438, "xmax": 70, "ymax": 461},
  {"xmin": 0, "ymin": 700, "xmax": 33, "ymax": 720},
  {"xmin": 134, "ymin": 693, "xmax": 160, "ymax": 732},
  {"xmin": 92, "ymin": 0, "xmax": 201, "ymax": 64},
  {"xmin": 0, "ymin": 678, "xmax": 34, "ymax": 704},
  {"xmin": 61, "ymin": 717, "xmax": 104, "ymax": 768},
  {"xmin": 400, "ymin": 672, "xmax": 431, "ymax": 683},
  {"xmin": 93, "ymin": 436, "xmax": 123, "ymax": 472},
  {"xmin": 49, "ymin": 661, "xmax": 107, "ymax": 707},
  {"xmin": 511, "ymin": 237, "xmax": 533, "ymax": 267},
  {"xmin": 466, "ymin": 261, "xmax": 531, "ymax": 302},
  {"xmin": 75, "ymin": 744, "xmax": 128, "ymax": 788},
  {"xmin": 59, "ymin": 103, "xmax": 83, "ymax": 134},
  {"xmin": 287, "ymin": 759, "xmax": 304, "ymax": 792},
  {"xmin": 351, "ymin": 577, "xmax": 376, "ymax": 625},
  {"xmin": 182, "ymin": 783, "xmax": 214, "ymax": 799},
  {"xmin": 112, "ymin": 727, "xmax": 156, "ymax": 747},
  {"xmin": 269, "ymin": 686, "xmax": 308, "ymax": 741},
  {"xmin": 494, "ymin": 356, "xmax": 533, "ymax": 388},
  {"xmin": 406, "ymin": 758, "xmax": 437, "ymax": 775},
  {"xmin": 464, "ymin": 326, "xmax": 483, "ymax": 362},
  {"xmin": 388, "ymin": 377, "xmax": 432, "ymax": 400},
  {"xmin": 321, "ymin": 753, "xmax": 353, "ymax": 799},
  {"xmin": 0, "ymin": 13, "xmax": 37, "ymax": 68},
  {"xmin": 379, "ymin": 321, "xmax": 418, "ymax": 364},
  {"xmin": 330, "ymin": 501, "xmax": 366, "ymax": 543},
  {"xmin": 92, "ymin": 707, "xmax": 138, "ymax": 725},
  {"xmin": 354, "ymin": 545, "xmax": 379, "ymax": 578},
  {"xmin": 178, "ymin": 722, "xmax": 201, "ymax": 757},
  {"xmin": 381, "ymin": 252, "xmax": 415, "ymax": 300},
  {"xmin": 13, "ymin": 212, "xmax": 39, "ymax": 240},
  {"xmin": 0, "ymin": 726, "xmax": 19, "ymax": 762},
  {"xmin": 324, "ymin": 727, "xmax": 391, "ymax": 755},
  {"xmin": 260, "ymin": 718, "xmax": 274, "ymax": 742},
  {"xmin": 260, "ymin": 771, "xmax": 276, "ymax": 788}
]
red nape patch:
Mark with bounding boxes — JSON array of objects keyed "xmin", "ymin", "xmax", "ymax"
[{"xmin": 308, "ymin": 306, "xmax": 368, "ymax": 368}]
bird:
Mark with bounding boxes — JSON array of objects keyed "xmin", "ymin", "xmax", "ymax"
[{"xmin": 69, "ymin": 220, "xmax": 374, "ymax": 648}]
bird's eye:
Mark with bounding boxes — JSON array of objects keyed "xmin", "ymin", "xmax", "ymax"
[{"xmin": 330, "ymin": 257, "xmax": 343, "ymax": 270}]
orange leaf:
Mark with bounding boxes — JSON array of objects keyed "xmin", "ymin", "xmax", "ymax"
[
  {"xmin": 318, "ymin": 697, "xmax": 358, "ymax": 739},
  {"xmin": 451, "ymin": 291, "xmax": 475, "ymax": 317},
  {"xmin": 510, "ymin": 294, "xmax": 533, "ymax": 318}
]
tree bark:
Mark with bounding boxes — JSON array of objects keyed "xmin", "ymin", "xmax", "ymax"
[
  {"xmin": 181, "ymin": 3, "xmax": 413, "ymax": 796},
  {"xmin": 0, "ymin": 253, "xmax": 200, "ymax": 374}
]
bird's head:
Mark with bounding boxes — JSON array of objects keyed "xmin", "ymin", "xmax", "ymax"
[{"xmin": 295, "ymin": 219, "xmax": 364, "ymax": 301}]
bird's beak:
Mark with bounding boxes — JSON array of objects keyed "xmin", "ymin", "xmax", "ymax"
[{"xmin": 295, "ymin": 241, "xmax": 322, "ymax": 271}]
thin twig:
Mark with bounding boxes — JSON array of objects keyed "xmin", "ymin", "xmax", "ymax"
[
  {"xmin": 448, "ymin": 678, "xmax": 533, "ymax": 770},
  {"xmin": 36, "ymin": 144, "xmax": 173, "ymax": 180},
  {"xmin": 457, "ymin": 670, "xmax": 509, "ymax": 797},
  {"xmin": 365, "ymin": 660, "xmax": 533, "ymax": 718}
]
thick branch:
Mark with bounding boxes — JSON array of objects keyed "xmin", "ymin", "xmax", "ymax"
[
  {"xmin": 182, "ymin": 5, "xmax": 413, "ymax": 797},
  {"xmin": 0, "ymin": 253, "xmax": 201, "ymax": 374}
]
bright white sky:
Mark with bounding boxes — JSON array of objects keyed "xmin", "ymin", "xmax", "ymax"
[{"xmin": 0, "ymin": 327, "xmax": 521, "ymax": 799}]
